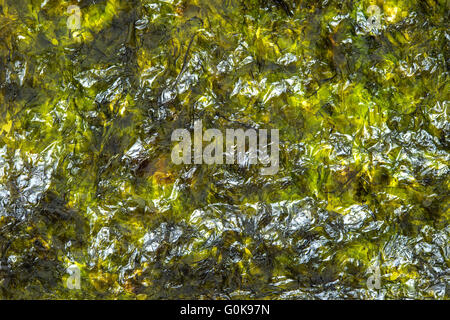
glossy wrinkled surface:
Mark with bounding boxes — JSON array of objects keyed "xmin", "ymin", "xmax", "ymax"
[{"xmin": 0, "ymin": 0, "xmax": 449, "ymax": 299}]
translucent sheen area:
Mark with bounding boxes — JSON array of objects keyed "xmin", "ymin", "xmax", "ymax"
[{"xmin": 0, "ymin": 0, "xmax": 448, "ymax": 299}]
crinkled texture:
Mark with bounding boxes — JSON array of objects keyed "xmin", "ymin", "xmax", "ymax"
[{"xmin": 0, "ymin": 0, "xmax": 448, "ymax": 299}]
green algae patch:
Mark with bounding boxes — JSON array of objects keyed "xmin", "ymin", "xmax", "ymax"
[{"xmin": 0, "ymin": 0, "xmax": 448, "ymax": 299}]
